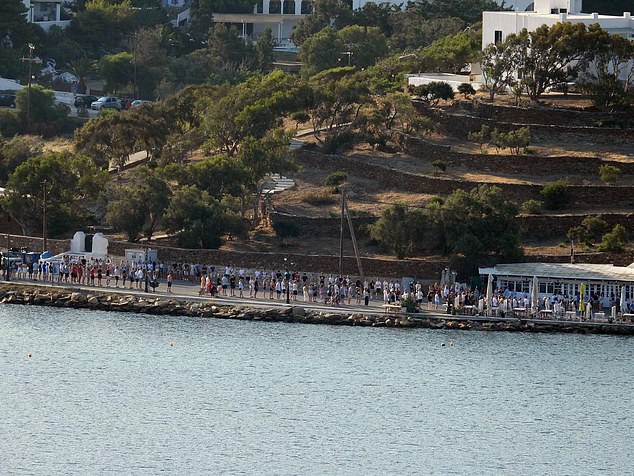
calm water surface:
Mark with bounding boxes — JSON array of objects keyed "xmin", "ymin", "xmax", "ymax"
[{"xmin": 1, "ymin": 305, "xmax": 632, "ymax": 475}]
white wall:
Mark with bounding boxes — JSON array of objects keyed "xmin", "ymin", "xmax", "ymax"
[{"xmin": 483, "ymin": 11, "xmax": 634, "ymax": 48}]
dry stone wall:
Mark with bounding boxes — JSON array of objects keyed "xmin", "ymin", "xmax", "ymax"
[
  {"xmin": 296, "ymin": 150, "xmax": 634, "ymax": 209},
  {"xmin": 398, "ymin": 134, "xmax": 634, "ymax": 177}
]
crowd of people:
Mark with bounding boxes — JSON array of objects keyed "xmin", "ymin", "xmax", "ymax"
[
  {"xmin": 5, "ymin": 256, "xmax": 634, "ymax": 320},
  {"xmin": 424, "ymin": 283, "xmax": 634, "ymax": 321}
]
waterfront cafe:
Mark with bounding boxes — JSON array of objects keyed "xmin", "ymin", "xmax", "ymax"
[{"xmin": 479, "ymin": 262, "xmax": 634, "ymax": 301}]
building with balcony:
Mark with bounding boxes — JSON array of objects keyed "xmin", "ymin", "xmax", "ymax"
[
  {"xmin": 211, "ymin": 0, "xmax": 526, "ymax": 51},
  {"xmin": 22, "ymin": 0, "xmax": 71, "ymax": 32}
]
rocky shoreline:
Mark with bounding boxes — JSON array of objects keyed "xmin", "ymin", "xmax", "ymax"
[{"xmin": 1, "ymin": 284, "xmax": 634, "ymax": 335}]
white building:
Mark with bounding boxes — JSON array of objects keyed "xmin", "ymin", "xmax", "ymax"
[
  {"xmin": 22, "ymin": 0, "xmax": 71, "ymax": 31},
  {"xmin": 480, "ymin": 262, "xmax": 634, "ymax": 302},
  {"xmin": 483, "ymin": 0, "xmax": 634, "ymax": 48},
  {"xmin": 211, "ymin": 0, "xmax": 530, "ymax": 51}
]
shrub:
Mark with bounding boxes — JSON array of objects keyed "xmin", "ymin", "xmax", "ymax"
[
  {"xmin": 324, "ymin": 170, "xmax": 348, "ymax": 186},
  {"xmin": 0, "ymin": 110, "xmax": 20, "ymax": 137},
  {"xmin": 540, "ymin": 179, "xmax": 569, "ymax": 210},
  {"xmin": 402, "ymin": 294, "xmax": 417, "ymax": 313},
  {"xmin": 409, "ymin": 81, "xmax": 454, "ymax": 106},
  {"xmin": 291, "ymin": 111, "xmax": 310, "ymax": 125},
  {"xmin": 321, "ymin": 130, "xmax": 356, "ymax": 154},
  {"xmin": 504, "ymin": 127, "xmax": 530, "ymax": 154},
  {"xmin": 272, "ymin": 220, "xmax": 300, "ymax": 238},
  {"xmin": 468, "ymin": 125, "xmax": 490, "ymax": 153},
  {"xmin": 457, "ymin": 83, "xmax": 476, "ymax": 98},
  {"xmin": 598, "ymin": 164, "xmax": 621, "ymax": 184},
  {"xmin": 567, "ymin": 215, "xmax": 609, "ymax": 246},
  {"xmin": 598, "ymin": 224, "xmax": 628, "ymax": 252},
  {"xmin": 366, "ymin": 133, "xmax": 388, "ymax": 150},
  {"xmin": 520, "ymin": 199, "xmax": 543, "ymax": 214},
  {"xmin": 431, "ymin": 160, "xmax": 446, "ymax": 172}
]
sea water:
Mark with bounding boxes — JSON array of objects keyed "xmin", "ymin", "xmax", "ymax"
[{"xmin": 1, "ymin": 305, "xmax": 632, "ymax": 475}]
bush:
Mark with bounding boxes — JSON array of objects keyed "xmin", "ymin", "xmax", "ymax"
[
  {"xmin": 431, "ymin": 160, "xmax": 446, "ymax": 172},
  {"xmin": 520, "ymin": 199, "xmax": 543, "ymax": 214},
  {"xmin": 272, "ymin": 220, "xmax": 300, "ymax": 238},
  {"xmin": 402, "ymin": 294, "xmax": 417, "ymax": 313},
  {"xmin": 409, "ymin": 81, "xmax": 454, "ymax": 106},
  {"xmin": 324, "ymin": 170, "xmax": 348, "ymax": 186},
  {"xmin": 468, "ymin": 125, "xmax": 490, "ymax": 153},
  {"xmin": 567, "ymin": 215, "xmax": 609, "ymax": 246},
  {"xmin": 598, "ymin": 224, "xmax": 628, "ymax": 252},
  {"xmin": 457, "ymin": 83, "xmax": 476, "ymax": 98},
  {"xmin": 0, "ymin": 110, "xmax": 20, "ymax": 137},
  {"xmin": 598, "ymin": 164, "xmax": 621, "ymax": 184},
  {"xmin": 540, "ymin": 179, "xmax": 569, "ymax": 210},
  {"xmin": 321, "ymin": 130, "xmax": 356, "ymax": 154},
  {"xmin": 291, "ymin": 111, "xmax": 310, "ymax": 125}
]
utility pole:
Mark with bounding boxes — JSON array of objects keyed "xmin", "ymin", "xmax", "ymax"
[
  {"xmin": 133, "ymin": 32, "xmax": 138, "ymax": 99},
  {"xmin": 41, "ymin": 179, "xmax": 48, "ymax": 253},
  {"xmin": 344, "ymin": 197, "xmax": 364, "ymax": 281},
  {"xmin": 339, "ymin": 189, "xmax": 345, "ymax": 277},
  {"xmin": 21, "ymin": 43, "xmax": 41, "ymax": 133}
]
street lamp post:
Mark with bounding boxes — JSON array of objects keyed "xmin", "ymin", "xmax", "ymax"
[
  {"xmin": 144, "ymin": 246, "xmax": 149, "ymax": 292},
  {"xmin": 41, "ymin": 179, "xmax": 47, "ymax": 253},
  {"xmin": 340, "ymin": 51, "xmax": 352, "ymax": 66},
  {"xmin": 284, "ymin": 257, "xmax": 291, "ymax": 304},
  {"xmin": 21, "ymin": 43, "xmax": 41, "ymax": 133}
]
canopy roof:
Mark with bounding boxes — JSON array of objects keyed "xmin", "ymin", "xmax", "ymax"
[{"xmin": 479, "ymin": 262, "xmax": 634, "ymax": 283}]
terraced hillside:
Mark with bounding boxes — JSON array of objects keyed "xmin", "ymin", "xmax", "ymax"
[{"xmin": 266, "ymin": 98, "xmax": 634, "ymax": 265}]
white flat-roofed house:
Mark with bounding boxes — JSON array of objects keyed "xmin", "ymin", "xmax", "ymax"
[
  {"xmin": 483, "ymin": 0, "xmax": 634, "ymax": 49},
  {"xmin": 22, "ymin": 0, "xmax": 71, "ymax": 31}
]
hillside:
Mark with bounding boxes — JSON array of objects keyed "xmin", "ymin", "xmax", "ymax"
[{"xmin": 244, "ymin": 95, "xmax": 634, "ymax": 265}]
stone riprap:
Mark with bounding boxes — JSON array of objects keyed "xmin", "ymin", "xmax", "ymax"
[{"xmin": 1, "ymin": 284, "xmax": 634, "ymax": 336}]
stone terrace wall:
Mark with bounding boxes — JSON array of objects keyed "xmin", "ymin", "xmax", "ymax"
[
  {"xmin": 268, "ymin": 209, "xmax": 634, "ymax": 242},
  {"xmin": 297, "ymin": 150, "xmax": 634, "ymax": 209},
  {"xmin": 398, "ymin": 135, "xmax": 634, "ymax": 177},
  {"xmin": 433, "ymin": 110, "xmax": 634, "ymax": 145},
  {"xmin": 464, "ymin": 101, "xmax": 634, "ymax": 128},
  {"xmin": 269, "ymin": 211, "xmax": 377, "ymax": 238}
]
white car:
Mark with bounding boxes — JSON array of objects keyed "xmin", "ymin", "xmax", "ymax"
[{"xmin": 90, "ymin": 96, "xmax": 121, "ymax": 111}]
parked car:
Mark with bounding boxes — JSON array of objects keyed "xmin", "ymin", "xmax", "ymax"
[
  {"xmin": 131, "ymin": 99, "xmax": 151, "ymax": 108},
  {"xmin": 0, "ymin": 93, "xmax": 16, "ymax": 108},
  {"xmin": 90, "ymin": 96, "xmax": 121, "ymax": 111},
  {"xmin": 74, "ymin": 95, "xmax": 98, "ymax": 108}
]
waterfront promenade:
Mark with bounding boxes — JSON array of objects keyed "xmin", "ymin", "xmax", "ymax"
[{"xmin": 2, "ymin": 278, "xmax": 634, "ymax": 335}]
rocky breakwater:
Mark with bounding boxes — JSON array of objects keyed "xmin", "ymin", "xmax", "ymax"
[
  {"xmin": 1, "ymin": 284, "xmax": 633, "ymax": 336},
  {"xmin": 0, "ymin": 285, "xmax": 418, "ymax": 328}
]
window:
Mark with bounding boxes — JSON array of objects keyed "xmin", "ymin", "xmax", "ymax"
[
  {"xmin": 283, "ymin": 0, "xmax": 294, "ymax": 14},
  {"xmin": 269, "ymin": 1, "xmax": 281, "ymax": 13},
  {"xmin": 560, "ymin": 8, "xmax": 567, "ymax": 13},
  {"xmin": 301, "ymin": 0, "xmax": 312, "ymax": 14},
  {"xmin": 257, "ymin": 0, "xmax": 263, "ymax": 13},
  {"xmin": 494, "ymin": 30, "xmax": 503, "ymax": 44},
  {"xmin": 551, "ymin": 8, "xmax": 558, "ymax": 14}
]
